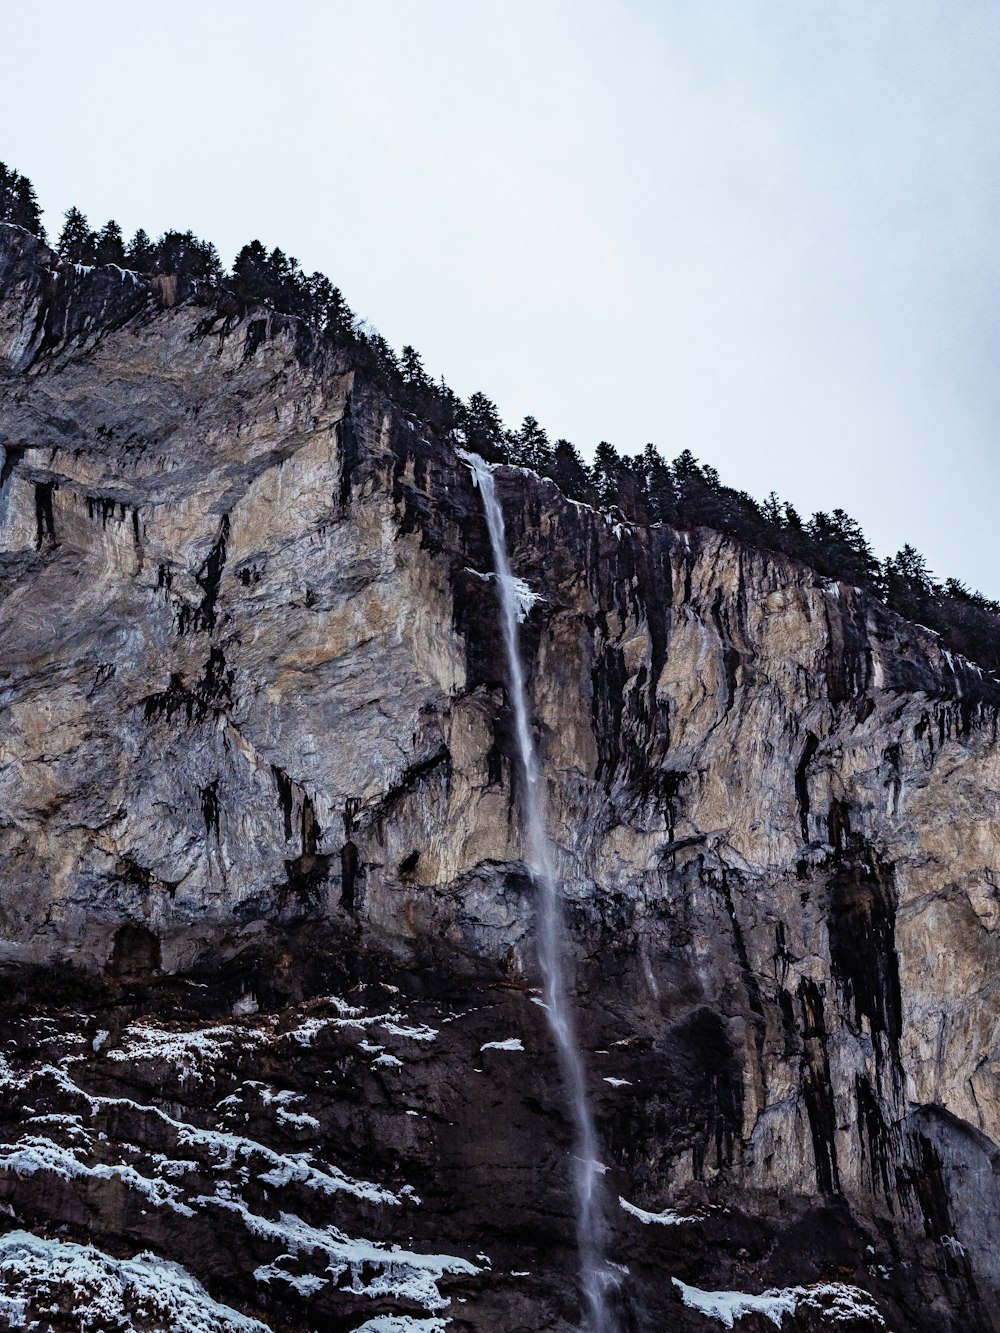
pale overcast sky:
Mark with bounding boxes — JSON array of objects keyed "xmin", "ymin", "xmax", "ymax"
[{"xmin": 2, "ymin": 1, "xmax": 998, "ymax": 593}]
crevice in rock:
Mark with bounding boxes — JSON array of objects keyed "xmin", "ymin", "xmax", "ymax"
[
  {"xmin": 177, "ymin": 515, "xmax": 230, "ymax": 634},
  {"xmin": 0, "ymin": 444, "xmax": 25, "ymax": 492},
  {"xmin": 34, "ymin": 480, "xmax": 57, "ymax": 549},
  {"xmin": 273, "ymin": 765, "xmax": 295, "ymax": 842},
  {"xmin": 827, "ymin": 846, "xmax": 903, "ymax": 1064},
  {"xmin": 200, "ymin": 780, "xmax": 220, "ymax": 837},
  {"xmin": 799, "ymin": 976, "xmax": 841, "ymax": 1195},
  {"xmin": 340, "ymin": 841, "xmax": 360, "ymax": 911},
  {"xmin": 795, "ymin": 731, "xmax": 819, "ymax": 842},
  {"xmin": 338, "ymin": 393, "xmax": 358, "ymax": 509},
  {"xmin": 856, "ymin": 1073, "xmax": 896, "ymax": 1207}
]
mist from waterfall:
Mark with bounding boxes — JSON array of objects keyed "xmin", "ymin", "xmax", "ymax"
[{"xmin": 462, "ymin": 451, "xmax": 616, "ymax": 1333}]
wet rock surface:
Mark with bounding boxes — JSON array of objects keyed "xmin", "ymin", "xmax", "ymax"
[{"xmin": 1, "ymin": 224, "xmax": 999, "ymax": 1329}]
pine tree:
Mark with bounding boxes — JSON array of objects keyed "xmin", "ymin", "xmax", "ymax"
[
  {"xmin": 400, "ymin": 345, "xmax": 431, "ymax": 388},
  {"xmin": 882, "ymin": 544, "xmax": 935, "ymax": 623},
  {"xmin": 671, "ymin": 448, "xmax": 702, "ymax": 483},
  {"xmin": 591, "ymin": 441, "xmax": 623, "ymax": 506},
  {"xmin": 613, "ymin": 454, "xmax": 649, "ymax": 523},
  {"xmin": 364, "ymin": 330, "xmax": 399, "ymax": 375},
  {"xmin": 0, "ymin": 163, "xmax": 46, "ymax": 239},
  {"xmin": 306, "ymin": 272, "xmax": 354, "ymax": 335},
  {"xmin": 152, "ymin": 230, "xmax": 223, "ymax": 283},
  {"xmin": 643, "ymin": 443, "xmax": 675, "ymax": 522},
  {"xmin": 57, "ymin": 207, "xmax": 97, "ymax": 264},
  {"xmin": 232, "ymin": 240, "xmax": 270, "ymax": 299},
  {"xmin": 762, "ymin": 491, "xmax": 783, "ymax": 526},
  {"xmin": 509, "ymin": 416, "xmax": 551, "ymax": 472},
  {"xmin": 461, "ymin": 392, "xmax": 505, "ymax": 462},
  {"xmin": 94, "ymin": 219, "xmax": 126, "ymax": 266},
  {"xmin": 546, "ymin": 439, "xmax": 593, "ymax": 503},
  {"xmin": 126, "ymin": 228, "xmax": 155, "ymax": 270}
]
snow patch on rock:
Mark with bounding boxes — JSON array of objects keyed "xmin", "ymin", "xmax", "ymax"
[{"xmin": 0, "ymin": 1230, "xmax": 270, "ymax": 1331}]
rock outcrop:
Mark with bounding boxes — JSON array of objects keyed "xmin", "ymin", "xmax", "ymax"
[{"xmin": 1, "ymin": 222, "xmax": 999, "ymax": 1331}]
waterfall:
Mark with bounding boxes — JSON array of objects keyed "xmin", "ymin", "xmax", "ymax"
[{"xmin": 463, "ymin": 452, "xmax": 616, "ymax": 1333}]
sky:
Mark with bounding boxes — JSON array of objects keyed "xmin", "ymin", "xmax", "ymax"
[{"xmin": 2, "ymin": 0, "xmax": 998, "ymax": 593}]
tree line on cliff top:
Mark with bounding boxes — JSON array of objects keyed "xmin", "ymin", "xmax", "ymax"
[{"xmin": 2, "ymin": 160, "xmax": 998, "ymax": 675}]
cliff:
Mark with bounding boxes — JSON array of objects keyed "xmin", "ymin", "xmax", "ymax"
[{"xmin": 0, "ymin": 223, "xmax": 999, "ymax": 1332}]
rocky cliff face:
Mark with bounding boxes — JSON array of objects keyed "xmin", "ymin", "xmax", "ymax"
[{"xmin": 1, "ymin": 222, "xmax": 999, "ymax": 1332}]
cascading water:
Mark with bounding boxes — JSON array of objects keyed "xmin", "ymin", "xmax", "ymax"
[{"xmin": 463, "ymin": 451, "xmax": 616, "ymax": 1333}]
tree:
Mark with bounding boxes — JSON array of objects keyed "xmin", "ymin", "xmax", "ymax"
[
  {"xmin": 591, "ymin": 441, "xmax": 623, "ymax": 507},
  {"xmin": 0, "ymin": 162, "xmax": 45, "ymax": 239},
  {"xmin": 232, "ymin": 239, "xmax": 270, "ymax": 298},
  {"xmin": 364, "ymin": 330, "xmax": 400, "ymax": 375},
  {"xmin": 306, "ymin": 272, "xmax": 354, "ymax": 336},
  {"xmin": 881, "ymin": 544, "xmax": 935, "ymax": 623},
  {"xmin": 613, "ymin": 453, "xmax": 650, "ymax": 523},
  {"xmin": 94, "ymin": 219, "xmax": 126, "ymax": 266},
  {"xmin": 671, "ymin": 448, "xmax": 703, "ymax": 484},
  {"xmin": 509, "ymin": 415, "xmax": 551, "ymax": 472},
  {"xmin": 806, "ymin": 508, "xmax": 879, "ymax": 586},
  {"xmin": 151, "ymin": 230, "xmax": 224, "ymax": 283},
  {"xmin": 461, "ymin": 391, "xmax": 506, "ymax": 462},
  {"xmin": 545, "ymin": 438, "xmax": 593, "ymax": 503},
  {"xmin": 126, "ymin": 228, "xmax": 155, "ymax": 270},
  {"xmin": 891, "ymin": 543, "xmax": 931, "ymax": 588},
  {"xmin": 400, "ymin": 345, "xmax": 431, "ymax": 388},
  {"xmin": 57, "ymin": 207, "xmax": 97, "ymax": 264},
  {"xmin": 643, "ymin": 443, "xmax": 675, "ymax": 523}
]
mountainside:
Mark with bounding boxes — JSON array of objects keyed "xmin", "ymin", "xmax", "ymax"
[{"xmin": 1, "ymin": 222, "xmax": 999, "ymax": 1332}]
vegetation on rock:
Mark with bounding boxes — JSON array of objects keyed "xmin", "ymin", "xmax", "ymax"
[{"xmin": 5, "ymin": 157, "xmax": 998, "ymax": 673}]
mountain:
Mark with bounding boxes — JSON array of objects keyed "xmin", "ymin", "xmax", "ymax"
[{"xmin": 0, "ymin": 221, "xmax": 999, "ymax": 1332}]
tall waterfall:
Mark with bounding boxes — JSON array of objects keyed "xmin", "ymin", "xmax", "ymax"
[{"xmin": 464, "ymin": 452, "xmax": 615, "ymax": 1333}]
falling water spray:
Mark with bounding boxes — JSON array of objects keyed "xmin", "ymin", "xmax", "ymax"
[{"xmin": 463, "ymin": 452, "xmax": 615, "ymax": 1332}]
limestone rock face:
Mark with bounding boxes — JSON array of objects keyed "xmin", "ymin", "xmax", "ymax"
[{"xmin": 1, "ymin": 222, "xmax": 999, "ymax": 1331}]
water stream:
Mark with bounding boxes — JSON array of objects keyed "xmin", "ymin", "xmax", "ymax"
[{"xmin": 464, "ymin": 452, "xmax": 615, "ymax": 1332}]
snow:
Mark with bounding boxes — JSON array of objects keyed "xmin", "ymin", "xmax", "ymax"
[
  {"xmin": 504, "ymin": 574, "xmax": 540, "ymax": 622},
  {"xmin": 285, "ymin": 1016, "xmax": 328, "ymax": 1046},
  {"xmin": 797, "ymin": 1283, "xmax": 886, "ymax": 1324},
  {"xmin": 20, "ymin": 1064, "xmax": 401, "ymax": 1207},
  {"xmin": 253, "ymin": 1262, "xmax": 327, "ymax": 1296},
  {"xmin": 382, "ymin": 1020, "xmax": 438, "ymax": 1042},
  {"xmin": 353, "ymin": 1319, "xmax": 450, "ymax": 1332},
  {"xmin": 604, "ymin": 1077, "xmax": 632, "ymax": 1087},
  {"xmin": 460, "ymin": 568, "xmax": 541, "ymax": 620},
  {"xmin": 247, "ymin": 1085, "xmax": 322, "ymax": 1130},
  {"xmin": 672, "ymin": 1278, "xmax": 885, "ymax": 1328},
  {"xmin": 92, "ymin": 1029, "xmax": 109, "ymax": 1052},
  {"xmin": 275, "ymin": 1107, "xmax": 321, "ymax": 1129},
  {"xmin": 204, "ymin": 1197, "xmax": 478, "ymax": 1312},
  {"xmin": 283, "ymin": 1005, "xmax": 435, "ymax": 1045},
  {"xmin": 106, "ymin": 1023, "xmax": 266, "ymax": 1080},
  {"xmin": 0, "ymin": 1230, "xmax": 270, "ymax": 1332},
  {"xmin": 0, "ymin": 1135, "xmax": 194, "ymax": 1216},
  {"xmin": 620, "ymin": 1196, "xmax": 698, "ymax": 1226},
  {"xmin": 672, "ymin": 1279, "xmax": 796, "ymax": 1327},
  {"xmin": 479, "ymin": 1038, "xmax": 524, "ymax": 1052},
  {"xmin": 373, "ymin": 1053, "xmax": 404, "ymax": 1068}
]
